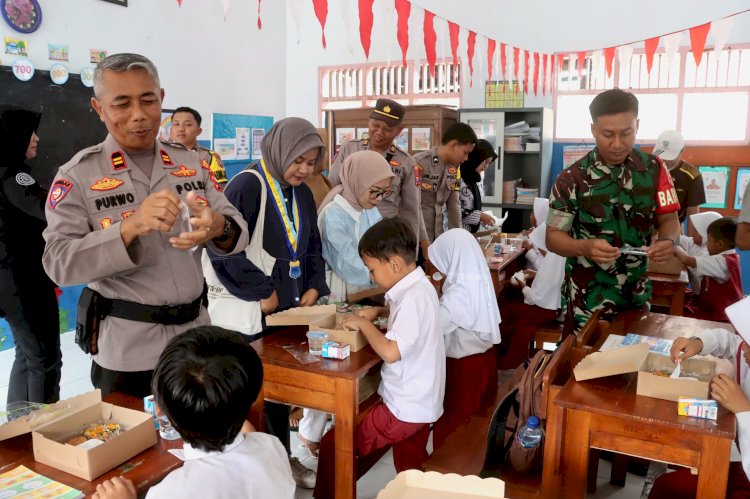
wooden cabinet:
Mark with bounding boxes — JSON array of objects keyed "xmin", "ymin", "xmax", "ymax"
[
  {"xmin": 323, "ymin": 105, "xmax": 458, "ymax": 165},
  {"xmin": 458, "ymin": 107, "xmax": 553, "ymax": 233}
]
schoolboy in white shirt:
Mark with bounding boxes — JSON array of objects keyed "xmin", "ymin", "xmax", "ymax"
[
  {"xmin": 313, "ymin": 218, "xmax": 446, "ymax": 499},
  {"xmin": 91, "ymin": 326, "xmax": 295, "ymax": 499}
]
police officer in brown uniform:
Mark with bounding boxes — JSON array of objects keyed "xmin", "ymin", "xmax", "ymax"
[
  {"xmin": 328, "ymin": 99, "xmax": 422, "ymax": 241},
  {"xmin": 42, "ymin": 54, "xmax": 249, "ymax": 398},
  {"xmin": 413, "ymin": 123, "xmax": 477, "ymax": 246},
  {"xmin": 170, "ymin": 106, "xmax": 228, "ymax": 186}
]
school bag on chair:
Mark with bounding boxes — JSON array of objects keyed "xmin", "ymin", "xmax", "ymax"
[
  {"xmin": 201, "ymin": 166, "xmax": 276, "ymax": 336},
  {"xmin": 507, "ymin": 349, "xmax": 549, "ymax": 472}
]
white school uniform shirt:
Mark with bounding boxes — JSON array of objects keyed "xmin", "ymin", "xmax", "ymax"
[
  {"xmin": 380, "ymin": 266, "xmax": 446, "ymax": 423},
  {"xmin": 525, "ymin": 246, "xmax": 544, "ymax": 272},
  {"xmin": 696, "ymin": 328, "xmax": 750, "ymax": 478},
  {"xmin": 522, "ymin": 252, "xmax": 566, "ymax": 311},
  {"xmin": 146, "ymin": 432, "xmax": 295, "ymax": 499},
  {"xmin": 695, "ymin": 248, "xmax": 736, "ymax": 283}
]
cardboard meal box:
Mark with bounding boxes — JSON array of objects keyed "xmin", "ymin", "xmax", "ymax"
[
  {"xmin": 377, "ymin": 470, "xmax": 507, "ymax": 499},
  {"xmin": 648, "ymin": 255, "xmax": 684, "ymax": 275},
  {"xmin": 573, "ymin": 343, "xmax": 715, "ymax": 402},
  {"xmin": 0, "ymin": 390, "xmax": 157, "ymax": 481},
  {"xmin": 265, "ymin": 304, "xmax": 336, "ymax": 326},
  {"xmin": 310, "ymin": 313, "xmax": 370, "ymax": 352}
]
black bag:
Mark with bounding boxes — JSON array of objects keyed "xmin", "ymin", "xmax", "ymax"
[{"xmin": 76, "ymin": 287, "xmax": 101, "ymax": 355}]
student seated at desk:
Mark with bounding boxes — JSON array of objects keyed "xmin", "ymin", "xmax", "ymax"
[
  {"xmin": 522, "ymin": 197, "xmax": 551, "ymax": 271},
  {"xmin": 497, "ymin": 220, "xmax": 565, "ymax": 369},
  {"xmin": 91, "ymin": 326, "xmax": 296, "ymax": 499},
  {"xmin": 675, "ymin": 217, "xmax": 743, "ymax": 322},
  {"xmin": 313, "ymin": 218, "xmax": 446, "ymax": 499},
  {"xmin": 650, "ymin": 330, "xmax": 750, "ymax": 498},
  {"xmin": 677, "ymin": 211, "xmax": 721, "ymax": 291},
  {"xmin": 428, "ymin": 229, "xmax": 501, "ymax": 449}
]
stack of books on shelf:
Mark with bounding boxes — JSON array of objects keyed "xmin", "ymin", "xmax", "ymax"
[
  {"xmin": 503, "ymin": 179, "xmax": 521, "ymax": 203},
  {"xmin": 504, "ymin": 121, "xmax": 541, "ymax": 152},
  {"xmin": 515, "ymin": 186, "xmax": 539, "ymax": 204}
]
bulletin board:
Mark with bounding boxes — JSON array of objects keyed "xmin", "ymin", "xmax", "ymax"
[{"xmin": 212, "ymin": 113, "xmax": 274, "ymax": 180}]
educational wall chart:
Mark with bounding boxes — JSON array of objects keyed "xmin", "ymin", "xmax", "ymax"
[
  {"xmin": 562, "ymin": 145, "xmax": 593, "ymax": 170},
  {"xmin": 236, "ymin": 127, "xmax": 250, "ymax": 160},
  {"xmin": 699, "ymin": 166, "xmax": 730, "ymax": 209},
  {"xmin": 212, "ymin": 113, "xmax": 273, "ymax": 179},
  {"xmin": 735, "ymin": 168, "xmax": 750, "ymax": 211},
  {"xmin": 251, "ymin": 128, "xmax": 264, "ymax": 159}
]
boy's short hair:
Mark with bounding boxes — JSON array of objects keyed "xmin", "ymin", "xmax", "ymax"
[
  {"xmin": 358, "ymin": 218, "xmax": 416, "ymax": 263},
  {"xmin": 441, "ymin": 122, "xmax": 477, "ymax": 146},
  {"xmin": 707, "ymin": 217, "xmax": 737, "ymax": 249},
  {"xmin": 172, "ymin": 106, "xmax": 202, "ymax": 126},
  {"xmin": 152, "ymin": 326, "xmax": 263, "ymax": 452},
  {"xmin": 589, "ymin": 89, "xmax": 639, "ymax": 121}
]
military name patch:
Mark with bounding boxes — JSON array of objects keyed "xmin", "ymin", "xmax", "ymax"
[
  {"xmin": 111, "ymin": 151, "xmax": 127, "ymax": 170},
  {"xmin": 175, "ymin": 180, "xmax": 206, "ymax": 196},
  {"xmin": 49, "ymin": 179, "xmax": 73, "ymax": 209},
  {"xmin": 160, "ymin": 150, "xmax": 174, "ymax": 166},
  {"xmin": 15, "ymin": 172, "xmax": 35, "ymax": 186},
  {"xmin": 91, "ymin": 176, "xmax": 124, "ymax": 191},
  {"xmin": 171, "ymin": 165, "xmax": 197, "ymax": 177},
  {"xmin": 95, "ymin": 192, "xmax": 136, "ymax": 211}
]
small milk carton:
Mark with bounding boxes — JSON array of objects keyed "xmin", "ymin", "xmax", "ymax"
[
  {"xmin": 321, "ymin": 341, "xmax": 351, "ymax": 360},
  {"xmin": 678, "ymin": 397, "xmax": 718, "ymax": 420},
  {"xmin": 143, "ymin": 395, "xmax": 159, "ymax": 429}
]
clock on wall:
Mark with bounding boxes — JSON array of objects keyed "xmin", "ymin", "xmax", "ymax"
[{"xmin": 2, "ymin": 0, "xmax": 42, "ymax": 34}]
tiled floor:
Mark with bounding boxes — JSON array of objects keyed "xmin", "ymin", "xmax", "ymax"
[{"xmin": 1, "ymin": 334, "xmax": 650, "ymax": 498}]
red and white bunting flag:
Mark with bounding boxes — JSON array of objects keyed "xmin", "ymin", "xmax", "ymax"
[
  {"xmin": 467, "ymin": 30, "xmax": 476, "ymax": 86},
  {"xmin": 603, "ymin": 47, "xmax": 615, "ymax": 77},
  {"xmin": 689, "ymin": 22, "xmax": 711, "ymax": 66},
  {"xmin": 710, "ymin": 16, "xmax": 735, "ymax": 55},
  {"xmin": 423, "ymin": 10, "xmax": 437, "ymax": 76},
  {"xmin": 311, "ymin": 0, "xmax": 328, "ymax": 48},
  {"xmin": 395, "ymin": 0, "xmax": 410, "ymax": 67},
  {"xmin": 487, "ymin": 38, "xmax": 495, "ymax": 82},
  {"xmin": 644, "ymin": 36, "xmax": 659, "ymax": 74},
  {"xmin": 663, "ymin": 32, "xmax": 683, "ymax": 70},
  {"xmin": 358, "ymin": 0, "xmax": 375, "ymax": 59}
]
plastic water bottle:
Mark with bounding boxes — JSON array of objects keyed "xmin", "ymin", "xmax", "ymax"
[{"xmin": 516, "ymin": 416, "xmax": 544, "ymax": 448}]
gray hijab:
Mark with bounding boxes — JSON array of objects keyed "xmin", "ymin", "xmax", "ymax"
[{"xmin": 260, "ymin": 117, "xmax": 324, "ymax": 187}]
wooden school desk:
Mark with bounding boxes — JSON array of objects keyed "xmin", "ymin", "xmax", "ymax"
[
  {"xmin": 649, "ymin": 270, "xmax": 689, "ymax": 316},
  {"xmin": 556, "ymin": 311, "xmax": 737, "ymax": 498},
  {"xmin": 249, "ymin": 326, "xmax": 383, "ymax": 499},
  {"xmin": 484, "ymin": 246, "xmax": 527, "ymax": 296},
  {"xmin": 0, "ymin": 392, "xmax": 183, "ymax": 496}
]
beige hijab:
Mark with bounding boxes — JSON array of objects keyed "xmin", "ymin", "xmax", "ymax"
[
  {"xmin": 318, "ymin": 150, "xmax": 394, "ymax": 212},
  {"xmin": 260, "ymin": 117, "xmax": 324, "ymax": 187}
]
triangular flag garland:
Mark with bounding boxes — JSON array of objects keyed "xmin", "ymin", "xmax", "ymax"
[
  {"xmin": 603, "ymin": 46, "xmax": 615, "ymax": 77},
  {"xmin": 358, "ymin": 0, "xmax": 374, "ymax": 59},
  {"xmin": 710, "ymin": 16, "xmax": 735, "ymax": 55},
  {"xmin": 177, "ymin": 0, "xmax": 183, "ymax": 6},
  {"xmin": 513, "ymin": 47, "xmax": 520, "ymax": 92},
  {"xmin": 395, "ymin": 0, "xmax": 410, "ymax": 67},
  {"xmin": 487, "ymin": 39, "xmax": 495, "ymax": 82},
  {"xmin": 523, "ymin": 50, "xmax": 530, "ymax": 95},
  {"xmin": 311, "ymin": 0, "xmax": 328, "ymax": 48},
  {"xmin": 532, "ymin": 52, "xmax": 540, "ymax": 96},
  {"xmin": 257, "ymin": 0, "xmax": 261, "ymax": 29},
  {"xmin": 220, "ymin": 0, "xmax": 231, "ymax": 18},
  {"xmin": 466, "ymin": 30, "xmax": 476, "ymax": 87},
  {"xmin": 577, "ymin": 51, "xmax": 586, "ymax": 81},
  {"xmin": 448, "ymin": 20, "xmax": 459, "ymax": 70},
  {"xmin": 644, "ymin": 36, "xmax": 660, "ymax": 73},
  {"xmin": 663, "ymin": 31, "xmax": 683, "ymax": 70},
  {"xmin": 500, "ymin": 43, "xmax": 507, "ymax": 80},
  {"xmin": 423, "ymin": 10, "xmax": 437, "ymax": 77},
  {"xmin": 689, "ymin": 22, "xmax": 711, "ymax": 66},
  {"xmin": 542, "ymin": 53, "xmax": 548, "ymax": 96}
]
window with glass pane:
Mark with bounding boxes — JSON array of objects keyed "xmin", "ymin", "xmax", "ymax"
[
  {"xmin": 681, "ymin": 92, "xmax": 749, "ymax": 141},
  {"xmin": 555, "ymin": 95, "xmax": 596, "ymax": 139},
  {"xmin": 631, "ymin": 93, "xmax": 678, "ymax": 140}
]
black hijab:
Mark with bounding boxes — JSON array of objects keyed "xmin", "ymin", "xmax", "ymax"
[
  {"xmin": 459, "ymin": 139, "xmax": 497, "ymax": 213},
  {"xmin": 0, "ymin": 106, "xmax": 41, "ymax": 169}
]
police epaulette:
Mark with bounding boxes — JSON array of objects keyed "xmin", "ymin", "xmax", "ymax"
[{"xmin": 59, "ymin": 143, "xmax": 104, "ymax": 172}]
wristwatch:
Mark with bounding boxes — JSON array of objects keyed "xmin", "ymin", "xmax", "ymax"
[{"xmin": 216, "ymin": 216, "xmax": 233, "ymax": 242}]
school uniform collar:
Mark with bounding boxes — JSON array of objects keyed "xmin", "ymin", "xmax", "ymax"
[
  {"xmin": 719, "ymin": 248, "xmax": 737, "ymax": 256},
  {"xmin": 183, "ymin": 432, "xmax": 244, "ymax": 461},
  {"xmin": 385, "ymin": 266, "xmax": 427, "ymax": 304},
  {"xmin": 333, "ymin": 193, "xmax": 361, "ymax": 221}
]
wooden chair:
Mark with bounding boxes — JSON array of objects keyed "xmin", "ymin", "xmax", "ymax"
[{"xmin": 531, "ymin": 323, "xmax": 562, "ymax": 351}]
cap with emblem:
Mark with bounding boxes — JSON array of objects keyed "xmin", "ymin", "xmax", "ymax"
[
  {"xmin": 369, "ymin": 99, "xmax": 405, "ymax": 126},
  {"xmin": 653, "ymin": 130, "xmax": 685, "ymax": 161}
]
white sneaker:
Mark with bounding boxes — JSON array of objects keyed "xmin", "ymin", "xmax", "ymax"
[{"xmin": 289, "ymin": 456, "xmax": 316, "ymax": 489}]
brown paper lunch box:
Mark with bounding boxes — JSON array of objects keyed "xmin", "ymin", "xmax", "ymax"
[
  {"xmin": 377, "ymin": 469, "xmax": 507, "ymax": 498},
  {"xmin": 309, "ymin": 313, "xmax": 370, "ymax": 352},
  {"xmin": 573, "ymin": 343, "xmax": 715, "ymax": 402},
  {"xmin": 265, "ymin": 304, "xmax": 337, "ymax": 326}
]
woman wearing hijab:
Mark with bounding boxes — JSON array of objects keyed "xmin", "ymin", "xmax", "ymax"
[
  {"xmin": 459, "ymin": 139, "xmax": 498, "ymax": 233},
  {"xmin": 523, "ymin": 197, "xmax": 550, "ymax": 271},
  {"xmin": 0, "ymin": 106, "xmax": 62, "ymax": 404},
  {"xmin": 207, "ymin": 117, "xmax": 328, "ymax": 489},
  {"xmin": 318, "ymin": 150, "xmax": 395, "ymax": 303},
  {"xmin": 428, "ymin": 229, "xmax": 501, "ymax": 449}
]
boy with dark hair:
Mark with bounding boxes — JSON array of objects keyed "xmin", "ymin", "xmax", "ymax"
[
  {"xmin": 414, "ymin": 122, "xmax": 477, "ymax": 252},
  {"xmin": 170, "ymin": 107, "xmax": 228, "ymax": 186},
  {"xmin": 91, "ymin": 326, "xmax": 295, "ymax": 499},
  {"xmin": 676, "ymin": 217, "xmax": 743, "ymax": 322},
  {"xmin": 313, "ymin": 218, "xmax": 446, "ymax": 499}
]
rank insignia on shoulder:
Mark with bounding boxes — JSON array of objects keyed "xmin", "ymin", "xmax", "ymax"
[
  {"xmin": 111, "ymin": 151, "xmax": 127, "ymax": 170},
  {"xmin": 160, "ymin": 150, "xmax": 174, "ymax": 166},
  {"xmin": 196, "ymin": 196, "xmax": 209, "ymax": 207},
  {"xmin": 389, "ymin": 160, "xmax": 401, "ymax": 167},
  {"xmin": 49, "ymin": 179, "xmax": 73, "ymax": 209},
  {"xmin": 121, "ymin": 210, "xmax": 136, "ymax": 219},
  {"xmin": 201, "ymin": 159, "xmax": 210, "ymax": 170},
  {"xmin": 90, "ymin": 176, "xmax": 124, "ymax": 191},
  {"xmin": 99, "ymin": 217, "xmax": 113, "ymax": 229},
  {"xmin": 171, "ymin": 165, "xmax": 197, "ymax": 177}
]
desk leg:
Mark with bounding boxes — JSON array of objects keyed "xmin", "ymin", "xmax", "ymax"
[
  {"xmin": 561, "ymin": 409, "xmax": 591, "ymax": 498},
  {"xmin": 334, "ymin": 378, "xmax": 358, "ymax": 499},
  {"xmin": 670, "ymin": 284, "xmax": 686, "ymax": 316},
  {"xmin": 696, "ymin": 435, "xmax": 730, "ymax": 498}
]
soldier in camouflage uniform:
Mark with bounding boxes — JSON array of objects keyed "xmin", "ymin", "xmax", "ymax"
[{"xmin": 546, "ymin": 89, "xmax": 680, "ymax": 333}]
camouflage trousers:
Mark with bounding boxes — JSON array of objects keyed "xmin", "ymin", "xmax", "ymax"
[{"xmin": 563, "ymin": 255, "xmax": 652, "ymax": 334}]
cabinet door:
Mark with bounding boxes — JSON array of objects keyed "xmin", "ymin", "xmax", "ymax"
[{"xmin": 460, "ymin": 111, "xmax": 505, "ymax": 205}]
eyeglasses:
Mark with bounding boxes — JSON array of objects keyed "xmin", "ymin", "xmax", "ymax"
[{"xmin": 368, "ymin": 188, "xmax": 393, "ymax": 200}]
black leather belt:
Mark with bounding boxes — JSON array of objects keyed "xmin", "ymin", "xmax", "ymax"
[{"xmin": 99, "ymin": 284, "xmax": 208, "ymax": 325}]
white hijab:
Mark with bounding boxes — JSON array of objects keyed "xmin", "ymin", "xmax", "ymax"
[
  {"xmin": 690, "ymin": 211, "xmax": 722, "ymax": 239},
  {"xmin": 530, "ymin": 222, "xmax": 549, "ymax": 252},
  {"xmin": 429, "ymin": 229, "xmax": 501, "ymax": 343},
  {"xmin": 533, "ymin": 197, "xmax": 549, "ymax": 225}
]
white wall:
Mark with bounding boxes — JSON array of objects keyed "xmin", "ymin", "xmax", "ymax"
[
  {"xmin": 286, "ymin": 0, "xmax": 750, "ymax": 124},
  {"xmin": 0, "ymin": 0, "xmax": 287, "ymax": 140}
]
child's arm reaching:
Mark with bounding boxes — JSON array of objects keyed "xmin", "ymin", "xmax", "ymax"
[
  {"xmin": 343, "ymin": 316, "xmax": 400, "ymax": 363},
  {"xmin": 674, "ymin": 246, "xmax": 697, "ymax": 269},
  {"xmin": 354, "ymin": 306, "xmax": 389, "ymax": 321},
  {"xmin": 671, "ymin": 328, "xmax": 742, "ymax": 362},
  {"xmin": 91, "ymin": 477, "xmax": 136, "ymax": 499}
]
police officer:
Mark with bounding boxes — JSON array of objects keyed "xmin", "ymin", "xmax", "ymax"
[
  {"xmin": 413, "ymin": 123, "xmax": 477, "ymax": 247},
  {"xmin": 42, "ymin": 54, "xmax": 249, "ymax": 398},
  {"xmin": 0, "ymin": 106, "xmax": 62, "ymax": 404},
  {"xmin": 170, "ymin": 106, "xmax": 228, "ymax": 186},
  {"xmin": 546, "ymin": 89, "xmax": 680, "ymax": 333},
  {"xmin": 328, "ymin": 99, "xmax": 422, "ymax": 242}
]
